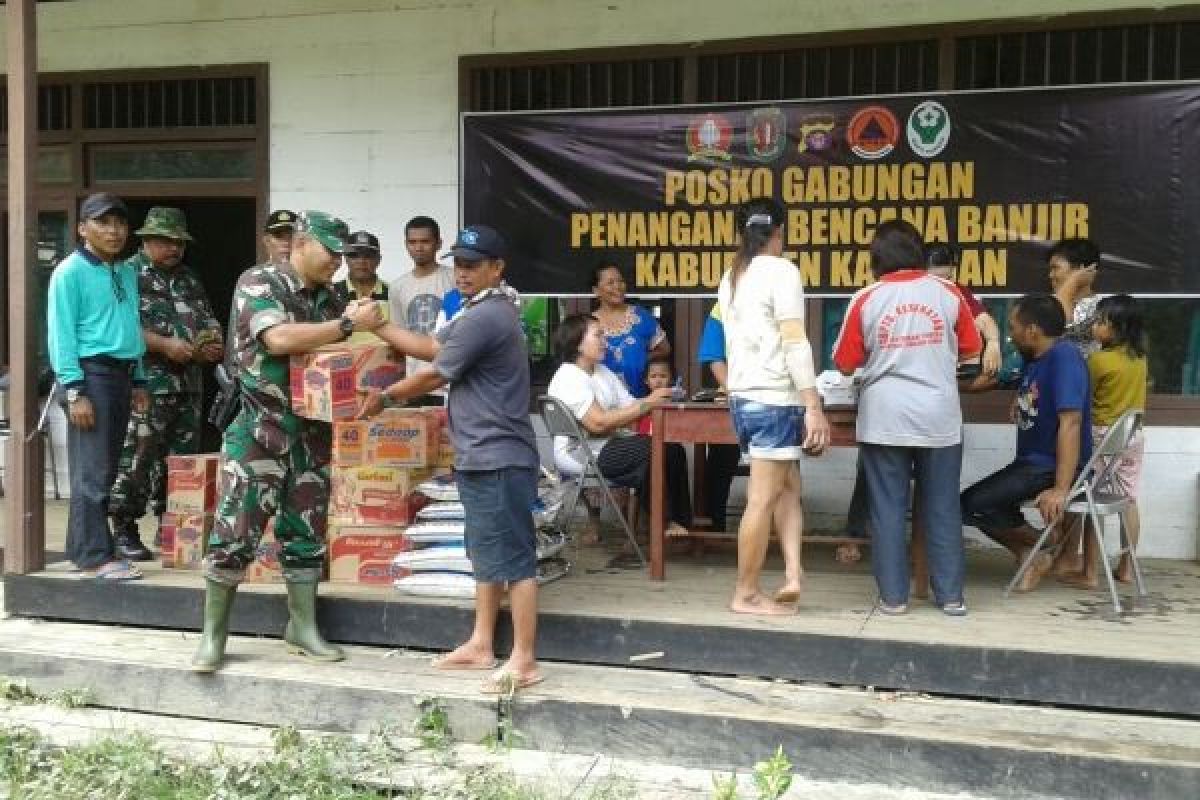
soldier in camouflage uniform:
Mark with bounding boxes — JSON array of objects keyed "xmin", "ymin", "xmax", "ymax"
[
  {"xmin": 109, "ymin": 207, "xmax": 223, "ymax": 561},
  {"xmin": 192, "ymin": 210, "xmax": 384, "ymax": 673}
]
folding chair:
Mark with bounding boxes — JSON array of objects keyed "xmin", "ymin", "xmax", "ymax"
[
  {"xmin": 536, "ymin": 395, "xmax": 645, "ymax": 567},
  {"xmin": 0, "ymin": 382, "xmax": 62, "ymax": 500},
  {"xmin": 1006, "ymin": 409, "xmax": 1146, "ymax": 613}
]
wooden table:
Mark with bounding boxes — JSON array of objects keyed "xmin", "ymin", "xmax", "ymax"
[{"xmin": 647, "ymin": 403, "xmax": 859, "ymax": 581}]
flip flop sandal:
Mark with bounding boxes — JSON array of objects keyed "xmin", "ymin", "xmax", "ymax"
[
  {"xmin": 88, "ymin": 561, "xmax": 142, "ymax": 581},
  {"xmin": 431, "ymin": 654, "xmax": 499, "ymax": 671},
  {"xmin": 480, "ymin": 670, "xmax": 545, "ymax": 695}
]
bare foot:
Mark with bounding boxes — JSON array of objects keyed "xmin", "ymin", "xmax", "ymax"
[
  {"xmin": 665, "ymin": 522, "xmax": 690, "ymax": 538},
  {"xmin": 773, "ymin": 582, "xmax": 802, "ymax": 604},
  {"xmin": 1115, "ymin": 555, "xmax": 1134, "ymax": 584},
  {"xmin": 1057, "ymin": 571, "xmax": 1099, "ymax": 590},
  {"xmin": 581, "ymin": 515, "xmax": 601, "ymax": 546},
  {"xmin": 730, "ymin": 592, "xmax": 797, "ymax": 616},
  {"xmin": 1014, "ymin": 552, "xmax": 1054, "ymax": 593},
  {"xmin": 834, "ymin": 543, "xmax": 862, "ymax": 564},
  {"xmin": 432, "ymin": 642, "xmax": 497, "ymax": 671},
  {"xmin": 1049, "ymin": 553, "xmax": 1083, "ymax": 578}
]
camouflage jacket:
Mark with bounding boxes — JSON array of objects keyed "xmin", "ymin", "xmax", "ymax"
[
  {"xmin": 231, "ymin": 262, "xmax": 345, "ymax": 454},
  {"xmin": 131, "ymin": 251, "xmax": 222, "ymax": 395}
]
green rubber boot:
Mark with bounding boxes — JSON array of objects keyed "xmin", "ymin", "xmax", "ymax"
[
  {"xmin": 190, "ymin": 580, "xmax": 237, "ymax": 673},
  {"xmin": 283, "ymin": 580, "xmax": 344, "ymax": 662}
]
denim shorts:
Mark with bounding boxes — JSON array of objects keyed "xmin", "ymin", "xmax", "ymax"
[
  {"xmin": 729, "ymin": 397, "xmax": 806, "ymax": 460},
  {"xmin": 456, "ymin": 466, "xmax": 538, "ymax": 584}
]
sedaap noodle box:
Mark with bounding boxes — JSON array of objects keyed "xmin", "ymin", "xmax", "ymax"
[{"xmin": 332, "ymin": 408, "xmax": 440, "ymax": 467}]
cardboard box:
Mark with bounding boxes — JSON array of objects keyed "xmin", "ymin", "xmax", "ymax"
[
  {"xmin": 244, "ymin": 518, "xmax": 284, "ymax": 584},
  {"xmin": 332, "ymin": 408, "xmax": 441, "ymax": 467},
  {"xmin": 328, "ymin": 524, "xmax": 414, "ymax": 585},
  {"xmin": 290, "ymin": 339, "xmax": 403, "ymax": 422},
  {"xmin": 160, "ymin": 512, "xmax": 213, "ymax": 570},
  {"xmin": 425, "ymin": 407, "xmax": 455, "ymax": 468},
  {"xmin": 330, "ymin": 465, "xmax": 431, "ymax": 525},
  {"xmin": 165, "ymin": 454, "xmax": 222, "ymax": 514}
]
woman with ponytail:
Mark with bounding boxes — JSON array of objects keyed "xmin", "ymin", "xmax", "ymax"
[{"xmin": 718, "ymin": 199, "xmax": 830, "ymax": 615}]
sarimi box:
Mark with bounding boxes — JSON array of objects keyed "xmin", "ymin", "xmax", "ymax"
[
  {"xmin": 165, "ymin": 454, "xmax": 221, "ymax": 514},
  {"xmin": 330, "ymin": 465, "xmax": 431, "ymax": 525},
  {"xmin": 289, "ymin": 339, "xmax": 403, "ymax": 422},
  {"xmin": 327, "ymin": 525, "xmax": 413, "ymax": 585},
  {"xmin": 332, "ymin": 408, "xmax": 441, "ymax": 467},
  {"xmin": 160, "ymin": 512, "xmax": 213, "ymax": 569}
]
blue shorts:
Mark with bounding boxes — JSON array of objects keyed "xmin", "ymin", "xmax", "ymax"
[
  {"xmin": 456, "ymin": 466, "xmax": 538, "ymax": 584},
  {"xmin": 729, "ymin": 398, "xmax": 806, "ymax": 461}
]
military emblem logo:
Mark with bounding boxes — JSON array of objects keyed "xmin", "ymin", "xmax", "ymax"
[
  {"xmin": 746, "ymin": 108, "xmax": 787, "ymax": 162},
  {"xmin": 686, "ymin": 113, "xmax": 733, "ymax": 163},
  {"xmin": 846, "ymin": 106, "xmax": 900, "ymax": 160},
  {"xmin": 797, "ymin": 115, "xmax": 836, "ymax": 154},
  {"xmin": 907, "ymin": 100, "xmax": 951, "ymax": 158}
]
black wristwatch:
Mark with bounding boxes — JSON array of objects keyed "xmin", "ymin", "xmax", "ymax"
[{"xmin": 338, "ymin": 316, "xmax": 355, "ymax": 341}]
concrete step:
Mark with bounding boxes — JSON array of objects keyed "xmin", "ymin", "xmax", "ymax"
[
  {"xmin": 0, "ymin": 617, "xmax": 1197, "ymax": 800},
  {"xmin": 0, "ymin": 705, "xmax": 994, "ymax": 799}
]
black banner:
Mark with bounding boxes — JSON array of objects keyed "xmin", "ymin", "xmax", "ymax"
[{"xmin": 462, "ymin": 84, "xmax": 1200, "ymax": 296}]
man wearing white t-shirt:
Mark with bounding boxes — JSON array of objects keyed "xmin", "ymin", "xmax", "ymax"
[{"xmin": 390, "ymin": 216, "xmax": 454, "ymax": 401}]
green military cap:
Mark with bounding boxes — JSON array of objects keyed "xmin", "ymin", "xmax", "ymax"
[
  {"xmin": 295, "ymin": 210, "xmax": 350, "ymax": 254},
  {"xmin": 135, "ymin": 206, "xmax": 193, "ymax": 242}
]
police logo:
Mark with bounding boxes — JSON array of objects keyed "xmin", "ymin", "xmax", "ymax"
[
  {"xmin": 460, "ymin": 229, "xmax": 479, "ymax": 246},
  {"xmin": 686, "ymin": 113, "xmax": 733, "ymax": 163},
  {"xmin": 279, "ymin": 212, "xmax": 292, "ymax": 221},
  {"xmin": 906, "ymin": 100, "xmax": 951, "ymax": 158},
  {"xmin": 797, "ymin": 115, "xmax": 835, "ymax": 154},
  {"xmin": 846, "ymin": 106, "xmax": 900, "ymax": 160},
  {"xmin": 746, "ymin": 108, "xmax": 787, "ymax": 162}
]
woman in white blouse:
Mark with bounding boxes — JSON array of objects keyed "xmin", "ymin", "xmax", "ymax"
[
  {"xmin": 718, "ymin": 199, "xmax": 830, "ymax": 615},
  {"xmin": 547, "ymin": 313, "xmax": 692, "ymax": 538}
]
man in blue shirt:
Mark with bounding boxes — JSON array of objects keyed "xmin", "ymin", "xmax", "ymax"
[
  {"xmin": 47, "ymin": 193, "xmax": 150, "ymax": 580},
  {"xmin": 960, "ymin": 293, "xmax": 1091, "ymax": 592}
]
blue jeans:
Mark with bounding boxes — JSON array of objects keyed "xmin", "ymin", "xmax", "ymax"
[
  {"xmin": 861, "ymin": 442, "xmax": 965, "ymax": 606},
  {"xmin": 65, "ymin": 360, "xmax": 133, "ymax": 569},
  {"xmin": 457, "ymin": 466, "xmax": 538, "ymax": 584}
]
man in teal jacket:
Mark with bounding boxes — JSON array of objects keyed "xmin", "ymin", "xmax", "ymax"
[{"xmin": 47, "ymin": 192, "xmax": 149, "ymax": 580}]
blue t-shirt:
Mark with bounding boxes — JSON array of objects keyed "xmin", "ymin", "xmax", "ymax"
[
  {"xmin": 602, "ymin": 304, "xmax": 663, "ymax": 397},
  {"xmin": 697, "ymin": 306, "xmax": 726, "ymax": 365},
  {"xmin": 1014, "ymin": 339, "xmax": 1092, "ymax": 470}
]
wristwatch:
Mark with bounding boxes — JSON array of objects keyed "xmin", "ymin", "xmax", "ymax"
[
  {"xmin": 66, "ymin": 388, "xmax": 85, "ymax": 404},
  {"xmin": 338, "ymin": 316, "xmax": 355, "ymax": 341}
]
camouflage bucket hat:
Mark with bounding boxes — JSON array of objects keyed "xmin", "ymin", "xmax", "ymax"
[
  {"xmin": 296, "ymin": 210, "xmax": 350, "ymax": 254},
  {"xmin": 135, "ymin": 206, "xmax": 193, "ymax": 242}
]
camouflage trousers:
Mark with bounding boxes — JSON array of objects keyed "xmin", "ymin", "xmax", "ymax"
[
  {"xmin": 202, "ymin": 410, "xmax": 331, "ymax": 586},
  {"xmin": 109, "ymin": 392, "xmax": 202, "ymax": 530}
]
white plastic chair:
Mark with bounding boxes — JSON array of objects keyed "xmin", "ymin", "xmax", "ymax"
[
  {"xmin": 1007, "ymin": 409, "xmax": 1146, "ymax": 613},
  {"xmin": 536, "ymin": 395, "xmax": 644, "ymax": 567}
]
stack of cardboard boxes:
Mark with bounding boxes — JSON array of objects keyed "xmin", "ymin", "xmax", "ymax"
[
  {"xmin": 161, "ymin": 454, "xmax": 219, "ymax": 570},
  {"xmin": 161, "ymin": 454, "xmax": 285, "ymax": 583},
  {"xmin": 159, "ymin": 340, "xmax": 452, "ymax": 588},
  {"xmin": 327, "ymin": 406, "xmax": 446, "ymax": 585}
]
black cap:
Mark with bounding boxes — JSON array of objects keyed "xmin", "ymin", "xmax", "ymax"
[
  {"xmin": 264, "ymin": 209, "xmax": 297, "ymax": 232},
  {"xmin": 346, "ymin": 230, "xmax": 380, "ymax": 254},
  {"xmin": 79, "ymin": 192, "xmax": 128, "ymax": 221},
  {"xmin": 446, "ymin": 224, "xmax": 507, "ymax": 262}
]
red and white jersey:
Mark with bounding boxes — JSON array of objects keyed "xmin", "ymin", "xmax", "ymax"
[{"xmin": 833, "ymin": 270, "xmax": 981, "ymax": 447}]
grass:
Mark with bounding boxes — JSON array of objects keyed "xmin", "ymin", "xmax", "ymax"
[{"xmin": 0, "ymin": 677, "xmax": 794, "ymax": 799}]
